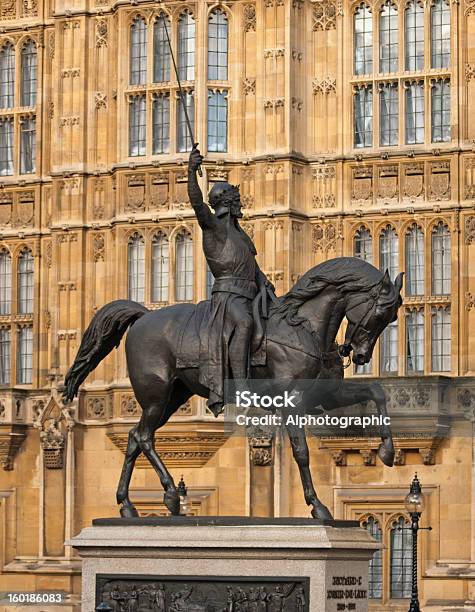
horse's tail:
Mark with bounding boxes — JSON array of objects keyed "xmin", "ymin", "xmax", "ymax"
[{"xmin": 63, "ymin": 300, "xmax": 149, "ymax": 402}]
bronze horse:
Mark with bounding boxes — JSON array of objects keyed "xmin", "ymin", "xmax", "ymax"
[{"xmin": 64, "ymin": 257, "xmax": 403, "ymax": 519}]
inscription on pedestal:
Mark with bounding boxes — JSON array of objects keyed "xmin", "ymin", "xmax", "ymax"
[
  {"xmin": 96, "ymin": 574, "xmax": 309, "ymax": 611},
  {"xmin": 326, "ymin": 575, "xmax": 367, "ymax": 612}
]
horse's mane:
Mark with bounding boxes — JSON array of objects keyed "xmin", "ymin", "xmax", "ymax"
[{"xmin": 272, "ymin": 257, "xmax": 390, "ymax": 326}]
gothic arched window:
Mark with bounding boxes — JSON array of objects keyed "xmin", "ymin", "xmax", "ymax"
[
  {"xmin": 362, "ymin": 516, "xmax": 383, "ymax": 598},
  {"xmin": 208, "ymin": 10, "xmax": 228, "ymax": 81},
  {"xmin": 431, "ymin": 0, "xmax": 450, "ymax": 69},
  {"xmin": 153, "ymin": 15, "xmax": 171, "ymax": 83},
  {"xmin": 21, "ymin": 40, "xmax": 37, "ymax": 106},
  {"xmin": 0, "ymin": 250, "xmax": 12, "ymax": 315},
  {"xmin": 0, "ymin": 43, "xmax": 15, "ymax": 109},
  {"xmin": 18, "ymin": 248, "xmax": 34, "ymax": 314},
  {"xmin": 405, "ymin": 225, "xmax": 424, "ymax": 295},
  {"xmin": 152, "ymin": 233, "xmax": 169, "ymax": 303},
  {"xmin": 128, "ymin": 234, "xmax": 145, "ymax": 304},
  {"xmin": 178, "ymin": 12, "xmax": 195, "ymax": 81},
  {"xmin": 130, "ymin": 16, "xmax": 147, "ymax": 85},
  {"xmin": 379, "ymin": 1, "xmax": 398, "ymax": 73},
  {"xmin": 405, "ymin": 0, "xmax": 424, "ymax": 70},
  {"xmin": 175, "ymin": 232, "xmax": 193, "ymax": 301},
  {"xmin": 354, "ymin": 4, "xmax": 373, "ymax": 75},
  {"xmin": 354, "ymin": 227, "xmax": 373, "ymax": 263},
  {"xmin": 390, "ymin": 516, "xmax": 412, "ymax": 598}
]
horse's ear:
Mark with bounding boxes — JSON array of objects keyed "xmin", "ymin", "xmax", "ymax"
[
  {"xmin": 381, "ymin": 269, "xmax": 391, "ymax": 292},
  {"xmin": 394, "ymin": 272, "xmax": 404, "ymax": 295}
]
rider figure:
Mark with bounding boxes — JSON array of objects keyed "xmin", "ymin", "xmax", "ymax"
[{"xmin": 188, "ymin": 145, "xmax": 276, "ymax": 416}]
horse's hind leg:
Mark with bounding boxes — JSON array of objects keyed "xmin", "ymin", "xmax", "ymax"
[
  {"xmin": 136, "ymin": 406, "xmax": 181, "ymax": 515},
  {"xmin": 116, "ymin": 424, "xmax": 141, "ymax": 518}
]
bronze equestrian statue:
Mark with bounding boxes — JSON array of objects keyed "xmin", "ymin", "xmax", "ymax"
[{"xmin": 63, "ymin": 149, "xmax": 403, "ymax": 520}]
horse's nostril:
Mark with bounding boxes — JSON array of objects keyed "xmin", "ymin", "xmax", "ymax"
[{"xmin": 355, "ymin": 354, "xmax": 366, "ymax": 365}]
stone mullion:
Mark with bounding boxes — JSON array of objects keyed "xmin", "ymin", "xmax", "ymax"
[
  {"xmin": 195, "ymin": 4, "xmax": 206, "ymax": 152},
  {"xmin": 255, "ymin": 0, "xmax": 265, "ymax": 155}
]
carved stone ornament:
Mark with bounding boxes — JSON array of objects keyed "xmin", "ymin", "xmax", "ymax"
[
  {"xmin": 96, "ymin": 575, "xmax": 308, "ymax": 612},
  {"xmin": 243, "ymin": 3, "xmax": 256, "ymax": 31},
  {"xmin": 0, "ymin": 426, "xmax": 27, "ymax": 470},
  {"xmin": 312, "ymin": 77, "xmax": 336, "ymax": 95},
  {"xmin": 33, "ymin": 393, "xmax": 76, "ymax": 470},
  {"xmin": 96, "ymin": 17, "xmax": 108, "ymax": 47},
  {"xmin": 0, "ymin": 0, "xmax": 16, "ymax": 19},
  {"xmin": 312, "ymin": 0, "xmax": 337, "ymax": 30},
  {"xmin": 465, "ymin": 216, "xmax": 475, "ymax": 245},
  {"xmin": 107, "ymin": 423, "xmax": 230, "ymax": 468},
  {"xmin": 242, "ymin": 77, "xmax": 256, "ymax": 95},
  {"xmin": 312, "ymin": 222, "xmax": 336, "ymax": 253},
  {"xmin": 93, "ymin": 232, "xmax": 105, "ymax": 262},
  {"xmin": 248, "ymin": 426, "xmax": 274, "ymax": 466}
]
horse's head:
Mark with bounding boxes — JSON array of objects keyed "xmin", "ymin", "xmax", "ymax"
[{"xmin": 341, "ymin": 270, "xmax": 403, "ymax": 366}]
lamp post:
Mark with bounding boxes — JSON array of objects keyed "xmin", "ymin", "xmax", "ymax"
[
  {"xmin": 177, "ymin": 475, "xmax": 188, "ymax": 516},
  {"xmin": 403, "ymin": 474, "xmax": 432, "ymax": 612}
]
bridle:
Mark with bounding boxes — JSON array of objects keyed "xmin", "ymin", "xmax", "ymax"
[{"xmin": 337, "ymin": 282, "xmax": 383, "ymax": 368}]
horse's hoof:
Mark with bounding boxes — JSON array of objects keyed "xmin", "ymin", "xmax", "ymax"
[
  {"xmin": 164, "ymin": 490, "xmax": 180, "ymax": 515},
  {"xmin": 120, "ymin": 502, "xmax": 139, "ymax": 518},
  {"xmin": 377, "ymin": 441, "xmax": 395, "ymax": 467},
  {"xmin": 311, "ymin": 503, "xmax": 333, "ymax": 520}
]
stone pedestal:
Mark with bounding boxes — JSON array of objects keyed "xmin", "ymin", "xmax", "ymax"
[{"xmin": 68, "ymin": 516, "xmax": 379, "ymax": 611}]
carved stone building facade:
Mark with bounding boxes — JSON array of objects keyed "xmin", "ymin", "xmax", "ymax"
[{"xmin": 0, "ymin": 0, "xmax": 474, "ymax": 609}]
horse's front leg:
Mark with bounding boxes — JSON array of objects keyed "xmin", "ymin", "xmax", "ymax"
[
  {"xmin": 318, "ymin": 380, "xmax": 394, "ymax": 467},
  {"xmin": 283, "ymin": 414, "xmax": 333, "ymax": 520},
  {"xmin": 369, "ymin": 382, "xmax": 395, "ymax": 467}
]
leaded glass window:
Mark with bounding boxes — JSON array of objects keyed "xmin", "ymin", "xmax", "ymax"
[
  {"xmin": 128, "ymin": 234, "xmax": 145, "ymax": 304},
  {"xmin": 20, "ymin": 116, "xmax": 36, "ymax": 174},
  {"xmin": 153, "ymin": 15, "xmax": 171, "ymax": 83},
  {"xmin": 379, "ymin": 82, "xmax": 398, "ymax": 146},
  {"xmin": 0, "ymin": 118, "xmax": 13, "ymax": 176},
  {"xmin": 431, "ymin": 78, "xmax": 451, "ymax": 143},
  {"xmin": 17, "ymin": 325, "xmax": 33, "ymax": 384},
  {"xmin": 362, "ymin": 517, "xmax": 383, "ymax": 599},
  {"xmin": 431, "ymin": 0, "xmax": 450, "ymax": 69},
  {"xmin": 381, "ymin": 320, "xmax": 398, "ymax": 373},
  {"xmin": 354, "ymin": 4, "xmax": 373, "ymax": 75},
  {"xmin": 431, "ymin": 223, "xmax": 450, "ymax": 295},
  {"xmin": 129, "ymin": 95, "xmax": 146, "ymax": 156},
  {"xmin": 432, "ymin": 306, "xmax": 451, "ymax": 371},
  {"xmin": 405, "ymin": 1, "xmax": 424, "ymax": 71},
  {"xmin": 18, "ymin": 249, "xmax": 33, "ymax": 314},
  {"xmin": 208, "ymin": 10, "xmax": 228, "ymax": 81},
  {"xmin": 354, "ymin": 227, "xmax": 373, "ymax": 262},
  {"xmin": 21, "ymin": 41, "xmax": 37, "ymax": 106},
  {"xmin": 406, "ymin": 309, "xmax": 424, "ymax": 372},
  {"xmin": 0, "ymin": 328, "xmax": 10, "ymax": 385},
  {"xmin": 0, "ymin": 251, "xmax": 11, "ymax": 315},
  {"xmin": 207, "ymin": 90, "xmax": 227, "ymax": 152},
  {"xmin": 151, "ymin": 233, "xmax": 169, "ymax": 303},
  {"xmin": 178, "ymin": 12, "xmax": 195, "ymax": 82},
  {"xmin": 406, "ymin": 225, "xmax": 424, "ymax": 295},
  {"xmin": 379, "ymin": 226, "xmax": 399, "ymax": 279},
  {"xmin": 152, "ymin": 94, "xmax": 170, "ymax": 154},
  {"xmin": 379, "ymin": 1, "xmax": 398, "ymax": 73},
  {"xmin": 405, "ymin": 81, "xmax": 425, "ymax": 144},
  {"xmin": 0, "ymin": 43, "xmax": 15, "ymax": 109},
  {"xmin": 176, "ymin": 232, "xmax": 193, "ymax": 301},
  {"xmin": 130, "ymin": 16, "xmax": 147, "ymax": 85},
  {"xmin": 177, "ymin": 90, "xmax": 195, "ymax": 153},
  {"xmin": 354, "ymin": 85, "xmax": 373, "ymax": 148},
  {"xmin": 390, "ymin": 517, "xmax": 412, "ymax": 598}
]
